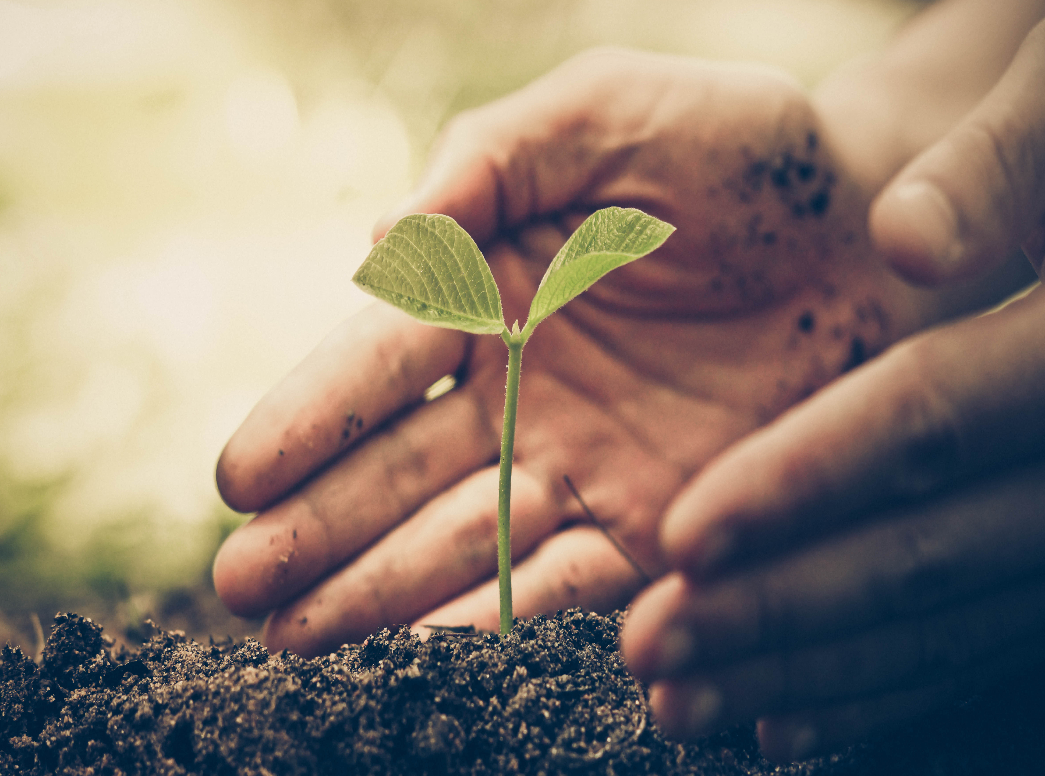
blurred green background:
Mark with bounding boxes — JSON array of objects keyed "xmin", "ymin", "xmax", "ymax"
[{"xmin": 0, "ymin": 0, "xmax": 922, "ymax": 650}]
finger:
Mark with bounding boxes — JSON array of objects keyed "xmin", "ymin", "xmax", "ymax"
[
  {"xmin": 869, "ymin": 19, "xmax": 1045, "ymax": 284},
  {"xmin": 413, "ymin": 524, "xmax": 653, "ymax": 637},
  {"xmin": 216, "ymin": 303, "xmax": 469, "ymax": 513},
  {"xmin": 661, "ymin": 283, "xmax": 1045, "ymax": 579},
  {"xmin": 1024, "ymin": 211, "xmax": 1045, "ymax": 276},
  {"xmin": 260, "ymin": 464, "xmax": 560, "ymax": 656},
  {"xmin": 372, "ymin": 48, "xmax": 678, "ymax": 243},
  {"xmin": 213, "ymin": 381, "xmax": 500, "ymax": 618},
  {"xmin": 754, "ymin": 634, "xmax": 1045, "ymax": 761},
  {"xmin": 640, "ymin": 577, "xmax": 1045, "ymax": 739},
  {"xmin": 625, "ymin": 458, "xmax": 1045, "ymax": 676}
]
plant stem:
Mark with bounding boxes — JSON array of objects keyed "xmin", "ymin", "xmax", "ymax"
[{"xmin": 497, "ymin": 331, "xmax": 524, "ymax": 635}]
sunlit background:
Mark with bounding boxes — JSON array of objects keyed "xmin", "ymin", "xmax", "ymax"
[{"xmin": 0, "ymin": 0, "xmax": 922, "ymax": 649}]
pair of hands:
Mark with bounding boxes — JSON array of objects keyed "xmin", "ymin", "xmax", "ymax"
[{"xmin": 214, "ymin": 28, "xmax": 1045, "ymax": 764}]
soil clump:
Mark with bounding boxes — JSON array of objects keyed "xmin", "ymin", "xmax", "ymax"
[{"xmin": 2, "ymin": 610, "xmax": 1043, "ymax": 775}]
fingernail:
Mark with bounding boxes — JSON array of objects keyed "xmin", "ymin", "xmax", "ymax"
[
  {"xmin": 788, "ymin": 725, "xmax": 819, "ymax": 761},
  {"xmin": 887, "ymin": 180, "xmax": 962, "ymax": 266},
  {"xmin": 694, "ymin": 525, "xmax": 735, "ymax": 576},
  {"xmin": 686, "ymin": 686, "xmax": 723, "ymax": 733},
  {"xmin": 655, "ymin": 626, "xmax": 696, "ymax": 675}
]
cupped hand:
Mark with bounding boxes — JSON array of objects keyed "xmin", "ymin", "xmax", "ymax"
[
  {"xmin": 623, "ymin": 22, "xmax": 1045, "ymax": 761},
  {"xmin": 623, "ymin": 284, "xmax": 1045, "ymax": 760},
  {"xmin": 213, "ymin": 49, "xmax": 936, "ymax": 657}
]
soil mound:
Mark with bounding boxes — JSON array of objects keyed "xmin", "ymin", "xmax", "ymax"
[{"xmin": 2, "ymin": 611, "xmax": 1043, "ymax": 775}]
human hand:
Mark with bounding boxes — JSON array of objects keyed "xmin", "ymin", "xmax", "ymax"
[
  {"xmin": 622, "ymin": 21, "xmax": 1045, "ymax": 761},
  {"xmin": 213, "ymin": 49, "xmax": 936, "ymax": 657},
  {"xmin": 870, "ymin": 18, "xmax": 1045, "ymax": 283}
]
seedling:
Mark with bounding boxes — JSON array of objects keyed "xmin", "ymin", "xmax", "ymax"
[{"xmin": 352, "ymin": 207, "xmax": 674, "ymax": 635}]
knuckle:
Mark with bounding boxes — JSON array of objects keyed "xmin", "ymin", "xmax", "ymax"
[
  {"xmin": 881, "ymin": 339, "xmax": 966, "ymax": 497},
  {"xmin": 381, "ymin": 435, "xmax": 432, "ymax": 514},
  {"xmin": 545, "ymin": 552, "xmax": 585, "ymax": 609},
  {"xmin": 543, "ymin": 529, "xmax": 625, "ymax": 611},
  {"xmin": 963, "ymin": 120, "xmax": 1025, "ymax": 232},
  {"xmin": 887, "ymin": 519, "xmax": 954, "ymax": 615},
  {"xmin": 371, "ymin": 333, "xmax": 410, "ymax": 396}
]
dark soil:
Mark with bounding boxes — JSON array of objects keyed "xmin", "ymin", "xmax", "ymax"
[{"xmin": 3, "ymin": 610, "xmax": 1044, "ymax": 775}]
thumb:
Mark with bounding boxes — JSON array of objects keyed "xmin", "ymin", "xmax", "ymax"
[
  {"xmin": 869, "ymin": 19, "xmax": 1045, "ymax": 283},
  {"xmin": 370, "ymin": 57, "xmax": 589, "ymax": 244},
  {"xmin": 371, "ymin": 107, "xmax": 504, "ymax": 244},
  {"xmin": 372, "ymin": 49, "xmax": 650, "ymax": 245}
]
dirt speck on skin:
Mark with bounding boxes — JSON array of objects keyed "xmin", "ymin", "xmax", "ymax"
[{"xmin": 3, "ymin": 611, "xmax": 1044, "ymax": 775}]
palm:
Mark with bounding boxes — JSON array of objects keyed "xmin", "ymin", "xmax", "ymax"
[{"xmin": 214, "ymin": 52, "xmax": 933, "ymax": 657}]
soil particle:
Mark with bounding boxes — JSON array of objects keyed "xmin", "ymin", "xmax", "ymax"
[
  {"xmin": 340, "ymin": 412, "xmax": 363, "ymax": 444},
  {"xmin": 738, "ymin": 139, "xmax": 834, "ymax": 221},
  {"xmin": 3, "ymin": 611, "xmax": 1044, "ymax": 775}
]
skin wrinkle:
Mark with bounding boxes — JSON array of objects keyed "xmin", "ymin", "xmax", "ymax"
[
  {"xmin": 554, "ymin": 291, "xmax": 866, "ymax": 428},
  {"xmin": 553, "ymin": 302, "xmax": 722, "ymax": 402},
  {"xmin": 483, "ymin": 121, "xmax": 538, "ymax": 231},
  {"xmin": 551, "ymin": 528, "xmax": 642, "ymax": 610},
  {"xmin": 449, "ymin": 466, "xmax": 559, "ymax": 580},
  {"xmin": 379, "ymin": 418, "xmax": 439, "ymax": 517},
  {"xmin": 520, "ymin": 339, "xmax": 700, "ymax": 483},
  {"xmin": 563, "ymin": 216, "xmax": 859, "ymax": 320},
  {"xmin": 294, "ymin": 494, "xmax": 343, "ymax": 585},
  {"xmin": 453, "ymin": 500, "xmax": 500, "ymax": 572},
  {"xmin": 686, "ymin": 472, "xmax": 1045, "ymax": 680},
  {"xmin": 681, "ymin": 585, "xmax": 1045, "ymax": 731},
  {"xmin": 379, "ymin": 320, "xmax": 452, "ymax": 406},
  {"xmin": 321, "ymin": 388, "xmax": 497, "ymax": 569},
  {"xmin": 284, "ymin": 465, "xmax": 557, "ymax": 650},
  {"xmin": 889, "ymin": 341, "xmax": 969, "ymax": 498},
  {"xmin": 483, "ymin": 350, "xmax": 682, "ymax": 575},
  {"xmin": 971, "ymin": 120, "xmax": 1023, "ymax": 236}
]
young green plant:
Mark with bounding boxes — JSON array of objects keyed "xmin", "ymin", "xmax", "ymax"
[{"xmin": 352, "ymin": 207, "xmax": 674, "ymax": 635}]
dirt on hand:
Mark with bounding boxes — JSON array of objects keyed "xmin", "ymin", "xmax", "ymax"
[{"xmin": 2, "ymin": 610, "xmax": 1043, "ymax": 775}]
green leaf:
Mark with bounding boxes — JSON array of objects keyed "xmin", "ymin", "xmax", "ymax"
[
  {"xmin": 522, "ymin": 207, "xmax": 674, "ymax": 338},
  {"xmin": 353, "ymin": 213, "xmax": 506, "ymax": 335}
]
